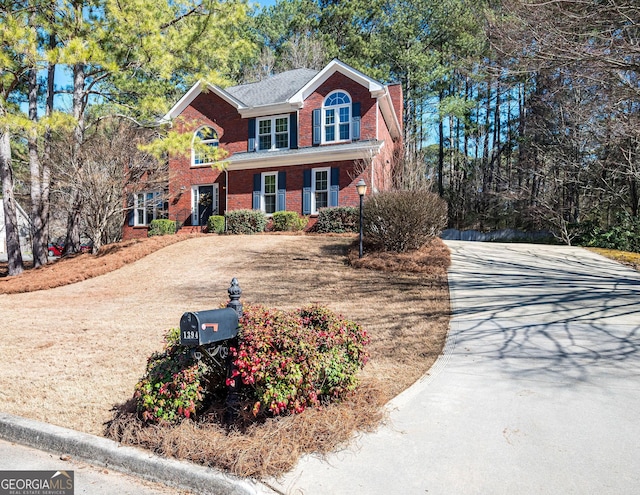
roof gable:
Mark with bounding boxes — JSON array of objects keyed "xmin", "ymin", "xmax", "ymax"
[
  {"xmin": 161, "ymin": 81, "xmax": 246, "ymax": 123},
  {"xmin": 290, "ymin": 59, "xmax": 385, "ymax": 103},
  {"xmin": 160, "ymin": 60, "xmax": 402, "ymax": 139}
]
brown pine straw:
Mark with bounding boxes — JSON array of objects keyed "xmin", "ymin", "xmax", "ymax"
[
  {"xmin": 1, "ymin": 233, "xmax": 450, "ymax": 479},
  {"xmin": 105, "ymin": 237, "xmax": 451, "ymax": 479},
  {"xmin": 0, "ymin": 234, "xmax": 203, "ymax": 293},
  {"xmin": 106, "ymin": 381, "xmax": 388, "ymax": 478}
]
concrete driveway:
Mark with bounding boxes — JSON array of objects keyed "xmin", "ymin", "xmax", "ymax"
[{"xmin": 267, "ymin": 241, "xmax": 640, "ymax": 494}]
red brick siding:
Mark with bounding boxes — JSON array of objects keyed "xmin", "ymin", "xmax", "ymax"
[
  {"xmin": 176, "ymin": 92, "xmax": 246, "ymax": 155},
  {"xmin": 126, "ymin": 69, "xmax": 406, "ymax": 241},
  {"xmin": 299, "ymin": 72, "xmax": 378, "ymax": 147},
  {"xmin": 227, "ymin": 161, "xmax": 371, "ymax": 214},
  {"xmin": 374, "ymin": 117, "xmax": 397, "ymax": 192},
  {"xmin": 123, "ymin": 226, "xmax": 150, "ymax": 239}
]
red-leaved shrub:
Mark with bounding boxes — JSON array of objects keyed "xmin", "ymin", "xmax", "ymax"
[
  {"xmin": 232, "ymin": 304, "xmax": 370, "ymax": 417},
  {"xmin": 133, "ymin": 305, "xmax": 369, "ymax": 424}
]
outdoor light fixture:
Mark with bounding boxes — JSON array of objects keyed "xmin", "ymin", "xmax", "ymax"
[{"xmin": 356, "ymin": 179, "xmax": 367, "ymax": 258}]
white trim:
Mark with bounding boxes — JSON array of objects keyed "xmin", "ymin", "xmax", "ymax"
[
  {"xmin": 260, "ymin": 171, "xmax": 278, "ymax": 214},
  {"xmin": 290, "ymin": 60, "xmax": 401, "ymax": 140},
  {"xmin": 134, "ymin": 191, "xmax": 164, "ymax": 226},
  {"xmin": 290, "ymin": 59, "xmax": 385, "ymax": 104},
  {"xmin": 257, "ymin": 114, "xmax": 290, "ymax": 151},
  {"xmin": 191, "ymin": 184, "xmax": 219, "ymax": 226},
  {"xmin": 311, "ymin": 167, "xmax": 330, "ymax": 214},
  {"xmin": 322, "ymin": 90, "xmax": 352, "ymax": 144},
  {"xmin": 226, "ymin": 141, "xmax": 385, "ymax": 170},
  {"xmin": 161, "ymin": 61, "xmax": 401, "ymax": 140},
  {"xmin": 161, "ymin": 81, "xmax": 246, "ymax": 123},
  {"xmin": 375, "ymin": 100, "xmax": 379, "ymax": 141},
  {"xmin": 238, "ymin": 102, "xmax": 301, "ymax": 119},
  {"xmin": 191, "ymin": 125, "xmax": 219, "ymax": 166},
  {"xmin": 378, "ymin": 86, "xmax": 402, "ymax": 140}
]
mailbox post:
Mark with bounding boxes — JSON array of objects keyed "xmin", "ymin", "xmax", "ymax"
[
  {"xmin": 179, "ymin": 278, "xmax": 244, "ymax": 423},
  {"xmin": 225, "ymin": 278, "xmax": 242, "ymax": 422}
]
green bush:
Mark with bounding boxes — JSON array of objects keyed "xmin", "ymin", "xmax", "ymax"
[
  {"xmin": 314, "ymin": 206, "xmax": 359, "ymax": 233},
  {"xmin": 148, "ymin": 219, "xmax": 176, "ymax": 236},
  {"xmin": 133, "ymin": 329, "xmax": 207, "ymax": 424},
  {"xmin": 233, "ymin": 304, "xmax": 369, "ymax": 417},
  {"xmin": 363, "ymin": 190, "xmax": 447, "ymax": 253},
  {"xmin": 572, "ymin": 215, "xmax": 640, "ymax": 252},
  {"xmin": 225, "ymin": 209, "xmax": 267, "ymax": 234},
  {"xmin": 207, "ymin": 215, "xmax": 225, "ymax": 234},
  {"xmin": 271, "ymin": 211, "xmax": 308, "ymax": 232}
]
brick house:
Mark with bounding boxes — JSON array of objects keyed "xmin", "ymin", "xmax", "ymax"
[{"xmin": 123, "ymin": 59, "xmax": 403, "ymax": 239}]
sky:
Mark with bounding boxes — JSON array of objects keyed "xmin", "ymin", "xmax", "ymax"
[{"xmin": 254, "ymin": 0, "xmax": 277, "ymax": 10}]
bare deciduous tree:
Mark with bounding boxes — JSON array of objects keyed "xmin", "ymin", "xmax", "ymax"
[{"xmin": 51, "ymin": 120, "xmax": 166, "ymax": 252}]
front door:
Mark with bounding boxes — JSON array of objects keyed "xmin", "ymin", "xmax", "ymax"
[{"xmin": 192, "ymin": 185, "xmax": 218, "ymax": 226}]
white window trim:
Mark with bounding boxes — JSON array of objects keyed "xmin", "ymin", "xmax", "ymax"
[
  {"xmin": 191, "ymin": 184, "xmax": 219, "ymax": 226},
  {"xmin": 257, "ymin": 114, "xmax": 290, "ymax": 151},
  {"xmin": 322, "ymin": 90, "xmax": 351, "ymax": 144},
  {"xmin": 261, "ymin": 172, "xmax": 278, "ymax": 215},
  {"xmin": 191, "ymin": 126, "xmax": 219, "ymax": 166},
  {"xmin": 134, "ymin": 191, "xmax": 164, "ymax": 226},
  {"xmin": 311, "ymin": 167, "xmax": 330, "ymax": 214}
]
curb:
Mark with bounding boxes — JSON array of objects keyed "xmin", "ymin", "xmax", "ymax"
[{"xmin": 0, "ymin": 412, "xmax": 276, "ymax": 495}]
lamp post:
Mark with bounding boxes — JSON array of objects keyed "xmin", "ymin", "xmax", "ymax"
[{"xmin": 356, "ymin": 179, "xmax": 367, "ymax": 258}]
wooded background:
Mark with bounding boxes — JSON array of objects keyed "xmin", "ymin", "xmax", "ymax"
[{"xmin": 1, "ymin": 0, "xmax": 638, "ymax": 275}]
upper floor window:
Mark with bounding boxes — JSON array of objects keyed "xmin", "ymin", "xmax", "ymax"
[
  {"xmin": 257, "ymin": 115, "xmax": 289, "ymax": 151},
  {"xmin": 192, "ymin": 126, "xmax": 218, "ymax": 165},
  {"xmin": 323, "ymin": 91, "xmax": 351, "ymax": 143}
]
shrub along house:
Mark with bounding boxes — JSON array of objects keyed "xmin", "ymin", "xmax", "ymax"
[{"xmin": 123, "ymin": 59, "xmax": 403, "ymax": 239}]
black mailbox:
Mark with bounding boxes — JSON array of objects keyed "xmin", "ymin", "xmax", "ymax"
[{"xmin": 180, "ymin": 307, "xmax": 239, "ymax": 346}]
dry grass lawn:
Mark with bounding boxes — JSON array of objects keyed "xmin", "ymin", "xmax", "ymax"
[
  {"xmin": 588, "ymin": 247, "xmax": 640, "ymax": 272},
  {"xmin": 0, "ymin": 234, "xmax": 450, "ymax": 478}
]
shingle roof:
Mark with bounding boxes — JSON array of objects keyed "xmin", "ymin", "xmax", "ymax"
[{"xmin": 225, "ymin": 68, "xmax": 319, "ymax": 107}]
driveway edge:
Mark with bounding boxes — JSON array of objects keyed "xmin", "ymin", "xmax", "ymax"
[{"xmin": 0, "ymin": 412, "xmax": 275, "ymax": 495}]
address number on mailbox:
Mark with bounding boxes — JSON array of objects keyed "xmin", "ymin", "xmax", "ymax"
[{"xmin": 182, "ymin": 329, "xmax": 199, "ymax": 341}]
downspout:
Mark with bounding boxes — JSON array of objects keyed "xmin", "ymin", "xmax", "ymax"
[
  {"xmin": 224, "ymin": 169, "xmax": 229, "ymax": 233},
  {"xmin": 371, "ymin": 151, "xmax": 376, "ymax": 193}
]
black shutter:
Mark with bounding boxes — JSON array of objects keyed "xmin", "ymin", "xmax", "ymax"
[
  {"xmin": 330, "ymin": 167, "xmax": 339, "ymax": 207},
  {"xmin": 312, "ymin": 108, "xmax": 321, "ymax": 146},
  {"xmin": 248, "ymin": 118, "xmax": 256, "ymax": 152},
  {"xmin": 277, "ymin": 171, "xmax": 286, "ymax": 211},
  {"xmin": 289, "ymin": 113, "xmax": 298, "ymax": 149},
  {"xmin": 127, "ymin": 194, "xmax": 135, "ymax": 226},
  {"xmin": 352, "ymin": 102, "xmax": 361, "ymax": 141},
  {"xmin": 302, "ymin": 169, "xmax": 312, "ymax": 214},
  {"xmin": 252, "ymin": 173, "xmax": 261, "ymax": 210}
]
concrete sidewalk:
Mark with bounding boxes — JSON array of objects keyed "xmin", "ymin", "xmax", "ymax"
[{"xmin": 267, "ymin": 241, "xmax": 640, "ymax": 494}]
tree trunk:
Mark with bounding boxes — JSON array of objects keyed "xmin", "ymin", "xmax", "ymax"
[
  {"xmin": 41, "ymin": 34, "xmax": 55, "ymax": 254},
  {"xmin": 64, "ymin": 62, "xmax": 86, "ymax": 254},
  {"xmin": 438, "ymin": 89, "xmax": 444, "ymax": 198},
  {"xmin": 28, "ymin": 62, "xmax": 48, "ymax": 268},
  {"xmin": 0, "ymin": 128, "xmax": 24, "ymax": 276}
]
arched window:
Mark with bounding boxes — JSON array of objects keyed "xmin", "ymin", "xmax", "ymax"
[
  {"xmin": 192, "ymin": 126, "xmax": 219, "ymax": 165},
  {"xmin": 323, "ymin": 91, "xmax": 351, "ymax": 143}
]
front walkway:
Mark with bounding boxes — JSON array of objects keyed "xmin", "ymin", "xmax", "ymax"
[{"xmin": 268, "ymin": 241, "xmax": 640, "ymax": 494}]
